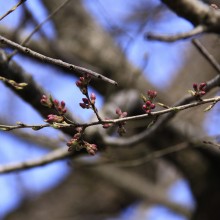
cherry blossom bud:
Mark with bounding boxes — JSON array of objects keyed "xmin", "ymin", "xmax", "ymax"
[
  {"xmin": 121, "ymin": 112, "xmax": 127, "ymax": 118},
  {"xmin": 53, "ymin": 99, "xmax": 59, "ymax": 106},
  {"xmin": 116, "ymin": 108, "xmax": 122, "ymax": 115},
  {"xmin": 82, "ymin": 98, "xmax": 89, "ymax": 104},
  {"xmin": 147, "ymin": 90, "xmax": 157, "ymax": 99},
  {"xmin": 61, "ymin": 101, "xmax": 65, "ymax": 107},
  {"xmin": 90, "ymin": 93, "xmax": 96, "ymax": 100},
  {"xmin": 199, "ymin": 91, "xmax": 206, "ymax": 96},
  {"xmin": 145, "ymin": 100, "xmax": 151, "ymax": 106},
  {"xmin": 199, "ymin": 82, "xmax": 207, "ymax": 91},
  {"xmin": 193, "ymin": 83, "xmax": 198, "ymax": 91},
  {"xmin": 150, "ymin": 103, "xmax": 155, "ymax": 109},
  {"xmin": 79, "ymin": 103, "xmax": 87, "ymax": 109}
]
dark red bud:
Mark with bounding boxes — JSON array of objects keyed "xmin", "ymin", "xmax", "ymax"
[
  {"xmin": 150, "ymin": 103, "xmax": 156, "ymax": 109},
  {"xmin": 82, "ymin": 98, "xmax": 89, "ymax": 104},
  {"xmin": 199, "ymin": 83, "xmax": 207, "ymax": 91},
  {"xmin": 146, "ymin": 100, "xmax": 151, "ymax": 106},
  {"xmin": 61, "ymin": 101, "xmax": 65, "ymax": 107},
  {"xmin": 193, "ymin": 83, "xmax": 198, "ymax": 91},
  {"xmin": 79, "ymin": 103, "xmax": 86, "ymax": 109}
]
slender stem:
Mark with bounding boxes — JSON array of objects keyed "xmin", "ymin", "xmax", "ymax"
[{"xmin": 0, "ymin": 96, "xmax": 219, "ymax": 131}]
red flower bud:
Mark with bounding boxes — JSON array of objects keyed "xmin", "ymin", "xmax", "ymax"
[
  {"xmin": 79, "ymin": 103, "xmax": 87, "ymax": 109},
  {"xmin": 90, "ymin": 93, "xmax": 96, "ymax": 100},
  {"xmin": 193, "ymin": 83, "xmax": 198, "ymax": 91},
  {"xmin": 82, "ymin": 98, "xmax": 89, "ymax": 104},
  {"xmin": 61, "ymin": 101, "xmax": 65, "ymax": 107},
  {"xmin": 199, "ymin": 82, "xmax": 207, "ymax": 91},
  {"xmin": 145, "ymin": 100, "xmax": 152, "ymax": 106},
  {"xmin": 150, "ymin": 103, "xmax": 156, "ymax": 109},
  {"xmin": 147, "ymin": 90, "xmax": 157, "ymax": 99}
]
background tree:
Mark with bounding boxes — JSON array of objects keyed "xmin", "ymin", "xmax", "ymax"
[{"xmin": 1, "ymin": 0, "xmax": 220, "ymax": 219}]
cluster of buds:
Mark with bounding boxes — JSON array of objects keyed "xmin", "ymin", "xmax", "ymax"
[
  {"xmin": 75, "ymin": 74, "xmax": 92, "ymax": 94},
  {"xmin": 40, "ymin": 95, "xmax": 67, "ymax": 115},
  {"xmin": 41, "ymin": 95, "xmax": 67, "ymax": 124},
  {"xmin": 45, "ymin": 114, "xmax": 64, "ymax": 123},
  {"xmin": 116, "ymin": 108, "xmax": 127, "ymax": 136},
  {"xmin": 191, "ymin": 82, "xmax": 207, "ymax": 100},
  {"xmin": 142, "ymin": 90, "xmax": 157, "ymax": 114},
  {"xmin": 79, "ymin": 93, "xmax": 96, "ymax": 109},
  {"xmin": 67, "ymin": 127, "xmax": 98, "ymax": 155},
  {"xmin": 84, "ymin": 143, "xmax": 98, "ymax": 155},
  {"xmin": 53, "ymin": 99, "xmax": 67, "ymax": 115},
  {"xmin": 67, "ymin": 139, "xmax": 97, "ymax": 155}
]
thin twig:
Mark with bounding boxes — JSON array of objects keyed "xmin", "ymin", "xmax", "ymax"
[
  {"xmin": 0, "ymin": 0, "xmax": 26, "ymax": 22},
  {"xmin": 192, "ymin": 38, "xmax": 220, "ymax": 74},
  {"xmin": 0, "ymin": 35, "xmax": 118, "ymax": 85},
  {"xmin": 8, "ymin": 0, "xmax": 71, "ymax": 60}
]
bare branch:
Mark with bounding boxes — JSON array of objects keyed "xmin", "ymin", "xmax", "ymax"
[
  {"xmin": 0, "ymin": 35, "xmax": 118, "ymax": 85},
  {"xmin": 0, "ymin": 148, "xmax": 71, "ymax": 174},
  {"xmin": 192, "ymin": 39, "xmax": 220, "ymax": 74},
  {"xmin": 161, "ymin": 0, "xmax": 220, "ymax": 28}
]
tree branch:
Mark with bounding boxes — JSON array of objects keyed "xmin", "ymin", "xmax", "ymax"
[
  {"xmin": 0, "ymin": 148, "xmax": 71, "ymax": 174},
  {"xmin": 0, "ymin": 34, "xmax": 117, "ymax": 85}
]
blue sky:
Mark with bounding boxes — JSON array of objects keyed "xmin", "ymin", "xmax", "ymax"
[{"xmin": 1, "ymin": 0, "xmax": 217, "ymax": 219}]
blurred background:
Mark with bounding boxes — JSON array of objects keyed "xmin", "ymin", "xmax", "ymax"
[{"xmin": 0, "ymin": 0, "xmax": 220, "ymax": 219}]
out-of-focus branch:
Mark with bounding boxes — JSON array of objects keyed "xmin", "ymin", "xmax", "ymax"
[
  {"xmin": 161, "ymin": 0, "xmax": 220, "ymax": 28},
  {"xmin": 92, "ymin": 165, "xmax": 192, "ymax": 218},
  {"xmin": 8, "ymin": 0, "xmax": 71, "ymax": 60},
  {"xmin": 147, "ymin": 25, "xmax": 206, "ymax": 42},
  {"xmin": 0, "ymin": 148, "xmax": 71, "ymax": 174},
  {"xmin": 146, "ymin": 0, "xmax": 220, "ymax": 42},
  {"xmin": 192, "ymin": 39, "xmax": 220, "ymax": 74}
]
